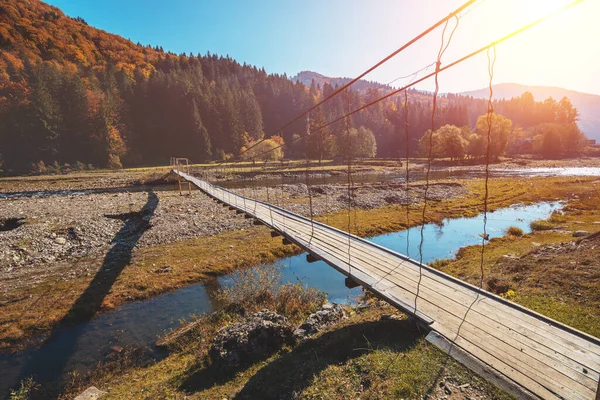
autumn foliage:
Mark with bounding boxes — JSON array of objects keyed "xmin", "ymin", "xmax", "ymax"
[{"xmin": 0, "ymin": 0, "xmax": 587, "ymax": 174}]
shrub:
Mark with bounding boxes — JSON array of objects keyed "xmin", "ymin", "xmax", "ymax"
[
  {"xmin": 31, "ymin": 160, "xmax": 47, "ymax": 175},
  {"xmin": 9, "ymin": 377, "xmax": 37, "ymax": 400},
  {"xmin": 530, "ymin": 220, "xmax": 553, "ymax": 231},
  {"xmin": 549, "ymin": 210, "xmax": 567, "ymax": 223},
  {"xmin": 219, "ymin": 263, "xmax": 325, "ymax": 324},
  {"xmin": 506, "ymin": 226, "xmax": 524, "ymax": 236}
]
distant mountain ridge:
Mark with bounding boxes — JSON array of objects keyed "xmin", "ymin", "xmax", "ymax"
[
  {"xmin": 291, "ymin": 73, "xmax": 600, "ymax": 141},
  {"xmin": 290, "ymin": 71, "xmax": 393, "ymax": 93},
  {"xmin": 460, "ymin": 83, "xmax": 600, "ymax": 141}
]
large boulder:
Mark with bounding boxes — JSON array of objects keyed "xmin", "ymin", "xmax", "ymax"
[
  {"xmin": 208, "ymin": 310, "xmax": 293, "ymax": 369},
  {"xmin": 293, "ymin": 302, "xmax": 346, "ymax": 340}
]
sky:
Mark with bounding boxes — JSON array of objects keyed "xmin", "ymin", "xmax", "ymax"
[{"xmin": 45, "ymin": 0, "xmax": 600, "ymax": 96}]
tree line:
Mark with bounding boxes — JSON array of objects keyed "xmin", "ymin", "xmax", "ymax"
[{"xmin": 0, "ymin": 0, "xmax": 588, "ymax": 174}]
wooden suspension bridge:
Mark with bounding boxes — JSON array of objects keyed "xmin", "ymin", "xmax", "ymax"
[{"xmin": 173, "ymin": 169, "xmax": 600, "ymax": 400}]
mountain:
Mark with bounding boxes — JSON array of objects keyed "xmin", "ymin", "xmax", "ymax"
[
  {"xmin": 0, "ymin": 0, "xmax": 317, "ymax": 173},
  {"xmin": 461, "ymin": 83, "xmax": 600, "ymax": 141},
  {"xmin": 291, "ymin": 71, "xmax": 393, "ymax": 93}
]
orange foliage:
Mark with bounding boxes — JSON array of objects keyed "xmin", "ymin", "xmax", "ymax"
[{"xmin": 0, "ymin": 0, "xmax": 162, "ymax": 76}]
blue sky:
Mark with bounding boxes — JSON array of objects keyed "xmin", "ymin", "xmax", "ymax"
[{"xmin": 45, "ymin": 0, "xmax": 600, "ymax": 95}]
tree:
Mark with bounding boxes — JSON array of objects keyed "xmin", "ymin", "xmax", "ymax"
[
  {"xmin": 437, "ymin": 125, "xmax": 467, "ymax": 160},
  {"xmin": 241, "ymin": 137, "xmax": 283, "ymax": 161},
  {"xmin": 475, "ymin": 113, "xmax": 512, "ymax": 160},
  {"xmin": 417, "ymin": 125, "xmax": 467, "ymax": 160},
  {"xmin": 307, "ymin": 106, "xmax": 334, "ymax": 163},
  {"xmin": 190, "ymin": 100, "xmax": 212, "ymax": 162},
  {"xmin": 531, "ymin": 122, "xmax": 586, "ymax": 158},
  {"xmin": 354, "ymin": 126, "xmax": 377, "ymax": 158}
]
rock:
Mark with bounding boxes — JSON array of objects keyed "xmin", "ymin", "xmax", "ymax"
[
  {"xmin": 54, "ymin": 237, "xmax": 67, "ymax": 245},
  {"xmin": 153, "ymin": 265, "xmax": 172, "ymax": 273},
  {"xmin": 487, "ymin": 277, "xmax": 510, "ymax": 295},
  {"xmin": 209, "ymin": 310, "xmax": 293, "ymax": 369},
  {"xmin": 293, "ymin": 302, "xmax": 346, "ymax": 340},
  {"xmin": 573, "ymin": 230, "xmax": 589, "ymax": 237},
  {"xmin": 74, "ymin": 386, "xmax": 107, "ymax": 400},
  {"xmin": 380, "ymin": 313, "xmax": 404, "ymax": 322}
]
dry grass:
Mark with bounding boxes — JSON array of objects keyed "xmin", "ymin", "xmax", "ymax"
[{"xmin": 506, "ymin": 226, "xmax": 524, "ymax": 236}]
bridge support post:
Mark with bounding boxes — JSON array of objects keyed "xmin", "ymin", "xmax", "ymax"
[
  {"xmin": 270, "ymin": 231, "xmax": 281, "ymax": 237},
  {"xmin": 306, "ymin": 253, "xmax": 320, "ymax": 263},
  {"xmin": 282, "ymin": 237, "xmax": 292, "ymax": 245},
  {"xmin": 345, "ymin": 277, "xmax": 360, "ymax": 289}
]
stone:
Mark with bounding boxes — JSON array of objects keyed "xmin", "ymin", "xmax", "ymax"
[
  {"xmin": 380, "ymin": 313, "xmax": 404, "ymax": 322},
  {"xmin": 74, "ymin": 386, "xmax": 107, "ymax": 400},
  {"xmin": 573, "ymin": 230, "xmax": 589, "ymax": 237},
  {"xmin": 293, "ymin": 302, "xmax": 346, "ymax": 340},
  {"xmin": 54, "ymin": 237, "xmax": 67, "ymax": 245},
  {"xmin": 209, "ymin": 310, "xmax": 293, "ymax": 369}
]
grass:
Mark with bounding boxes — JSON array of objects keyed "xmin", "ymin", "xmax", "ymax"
[
  {"xmin": 62, "ymin": 295, "xmax": 512, "ymax": 400},
  {"xmin": 506, "ymin": 226, "xmax": 524, "ymax": 236}
]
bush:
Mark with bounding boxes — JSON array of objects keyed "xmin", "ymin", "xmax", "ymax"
[
  {"xmin": 530, "ymin": 220, "xmax": 554, "ymax": 231},
  {"xmin": 31, "ymin": 160, "xmax": 47, "ymax": 175},
  {"xmin": 506, "ymin": 226, "xmax": 524, "ymax": 236},
  {"xmin": 219, "ymin": 263, "xmax": 325, "ymax": 324},
  {"xmin": 549, "ymin": 210, "xmax": 567, "ymax": 223}
]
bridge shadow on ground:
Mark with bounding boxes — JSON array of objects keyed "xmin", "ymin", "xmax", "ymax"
[
  {"xmin": 179, "ymin": 317, "xmax": 423, "ymax": 399},
  {"xmin": 16, "ymin": 191, "xmax": 159, "ymax": 394}
]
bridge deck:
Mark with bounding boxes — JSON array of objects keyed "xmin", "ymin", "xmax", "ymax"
[{"xmin": 174, "ymin": 170, "xmax": 600, "ymax": 400}]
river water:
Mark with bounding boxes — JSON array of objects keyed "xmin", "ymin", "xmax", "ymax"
[{"xmin": 0, "ymin": 201, "xmax": 563, "ymax": 396}]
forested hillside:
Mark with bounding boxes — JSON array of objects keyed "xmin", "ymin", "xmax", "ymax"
[{"xmin": 0, "ymin": 0, "xmax": 587, "ymax": 174}]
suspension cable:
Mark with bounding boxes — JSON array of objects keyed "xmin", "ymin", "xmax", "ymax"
[
  {"xmin": 305, "ymin": 114, "xmax": 316, "ymax": 247},
  {"xmin": 345, "ymin": 89, "xmax": 354, "ymax": 277},
  {"xmin": 449, "ymin": 43, "xmax": 497, "ymax": 353},
  {"xmin": 404, "ymin": 89, "xmax": 411, "ymax": 257},
  {"xmin": 416, "ymin": 15, "xmax": 460, "ymax": 314}
]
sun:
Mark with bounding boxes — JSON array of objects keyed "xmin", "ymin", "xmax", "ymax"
[{"xmin": 521, "ymin": 0, "xmax": 579, "ymax": 20}]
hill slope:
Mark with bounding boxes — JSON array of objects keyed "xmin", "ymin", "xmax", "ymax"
[{"xmin": 461, "ymin": 83, "xmax": 600, "ymax": 141}]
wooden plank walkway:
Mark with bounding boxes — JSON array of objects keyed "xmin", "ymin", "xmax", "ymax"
[{"xmin": 174, "ymin": 170, "xmax": 600, "ymax": 400}]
